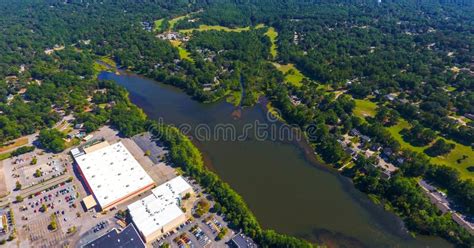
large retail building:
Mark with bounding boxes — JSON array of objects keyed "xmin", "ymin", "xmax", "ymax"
[
  {"xmin": 72, "ymin": 141, "xmax": 155, "ymax": 211},
  {"xmin": 128, "ymin": 176, "xmax": 193, "ymax": 243}
]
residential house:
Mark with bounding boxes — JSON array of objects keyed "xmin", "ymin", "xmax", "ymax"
[
  {"xmin": 382, "ymin": 147, "xmax": 393, "ymax": 156},
  {"xmin": 370, "ymin": 144, "xmax": 382, "ymax": 152},
  {"xmin": 360, "ymin": 135, "xmax": 371, "ymax": 143},
  {"xmin": 350, "ymin": 128, "xmax": 361, "ymax": 136},
  {"xmin": 465, "ymin": 113, "xmax": 474, "ymax": 121}
]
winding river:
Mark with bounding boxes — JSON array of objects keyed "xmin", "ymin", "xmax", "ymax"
[{"xmin": 99, "ymin": 71, "xmax": 451, "ymax": 248}]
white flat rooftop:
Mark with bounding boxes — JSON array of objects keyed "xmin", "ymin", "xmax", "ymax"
[
  {"xmin": 75, "ymin": 142, "xmax": 154, "ymax": 209},
  {"xmin": 128, "ymin": 176, "xmax": 192, "ymax": 238}
]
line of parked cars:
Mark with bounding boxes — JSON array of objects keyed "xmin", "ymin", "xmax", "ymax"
[
  {"xmin": 191, "ymin": 225, "xmax": 210, "ymax": 246},
  {"xmin": 26, "ymin": 183, "xmax": 77, "ymax": 214},
  {"xmin": 174, "ymin": 233, "xmax": 192, "ymax": 247},
  {"xmin": 92, "ymin": 220, "xmax": 108, "ymax": 233},
  {"xmin": 205, "ymin": 216, "xmax": 222, "ymax": 234}
]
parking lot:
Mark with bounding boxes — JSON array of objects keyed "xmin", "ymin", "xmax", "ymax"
[
  {"xmin": 75, "ymin": 217, "xmax": 122, "ymax": 247},
  {"xmin": 132, "ymin": 132, "xmax": 169, "ymax": 165},
  {"xmin": 152, "ymin": 214, "xmax": 233, "ymax": 248},
  {"xmin": 189, "ymin": 223, "xmax": 212, "ymax": 247},
  {"xmin": 203, "ymin": 215, "xmax": 225, "ymax": 235},
  {"xmin": 16, "ymin": 180, "xmax": 82, "ymax": 246},
  {"xmin": 151, "ymin": 219, "xmax": 211, "ymax": 248},
  {"xmin": 149, "ymin": 178, "xmax": 234, "ymax": 248},
  {"xmin": 122, "ymin": 137, "xmax": 176, "ymax": 186},
  {"xmin": 5, "ymin": 150, "xmax": 70, "ymax": 190},
  {"xmin": 17, "ymin": 156, "xmax": 67, "ymax": 188},
  {"xmin": 20, "ymin": 181, "xmax": 78, "ymax": 217},
  {"xmin": 0, "ymin": 207, "xmax": 15, "ymax": 242},
  {"xmin": 0, "ymin": 125, "xmax": 247, "ymax": 247},
  {"xmin": 25, "ymin": 214, "xmax": 69, "ymax": 248}
]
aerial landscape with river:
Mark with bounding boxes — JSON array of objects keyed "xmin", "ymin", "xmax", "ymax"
[
  {"xmin": 99, "ymin": 70, "xmax": 454, "ymax": 247},
  {"xmin": 0, "ymin": 0, "xmax": 472, "ymax": 247}
]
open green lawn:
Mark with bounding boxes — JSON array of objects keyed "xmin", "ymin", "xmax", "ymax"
[
  {"xmin": 225, "ymin": 90, "xmax": 242, "ymax": 106},
  {"xmin": 431, "ymin": 140, "xmax": 474, "ymax": 180},
  {"xmin": 446, "ymin": 86, "xmax": 457, "ymax": 92},
  {"xmin": 179, "ymin": 23, "xmax": 266, "ymax": 34},
  {"xmin": 0, "ymin": 152, "xmax": 11, "ymax": 161},
  {"xmin": 154, "ymin": 14, "xmax": 189, "ymax": 32},
  {"xmin": 353, "ymin": 99, "xmax": 377, "ymax": 120},
  {"xmin": 179, "ymin": 24, "xmax": 251, "ymax": 34},
  {"xmin": 169, "ymin": 40, "xmax": 194, "ymax": 62},
  {"xmin": 387, "ymin": 119, "xmax": 426, "ymax": 153},
  {"xmin": 316, "ymin": 84, "xmax": 332, "ymax": 91},
  {"xmin": 266, "ymin": 102, "xmax": 285, "ymax": 123},
  {"xmin": 154, "ymin": 18, "xmax": 165, "ymax": 32},
  {"xmin": 100, "ymin": 56, "xmax": 116, "ymax": 68},
  {"xmin": 93, "ymin": 62, "xmax": 108, "ymax": 75},
  {"xmin": 354, "ymin": 100, "xmax": 474, "ymax": 179},
  {"xmin": 169, "ymin": 14, "xmax": 190, "ymax": 30},
  {"xmin": 93, "ymin": 56, "xmax": 116, "ymax": 75},
  {"xmin": 264, "ymin": 27, "xmax": 278, "ymax": 58},
  {"xmin": 177, "ymin": 46, "xmax": 193, "ymax": 62},
  {"xmin": 387, "ymin": 118, "xmax": 474, "ymax": 180},
  {"xmin": 272, "ymin": 63, "xmax": 304, "ymax": 87}
]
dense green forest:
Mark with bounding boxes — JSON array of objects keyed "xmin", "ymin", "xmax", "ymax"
[{"xmin": 0, "ymin": 0, "xmax": 473, "ymax": 247}]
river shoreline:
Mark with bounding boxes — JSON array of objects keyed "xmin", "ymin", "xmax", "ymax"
[{"xmin": 98, "ymin": 68, "xmax": 452, "ymax": 248}]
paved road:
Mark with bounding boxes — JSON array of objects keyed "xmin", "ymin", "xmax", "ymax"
[{"xmin": 19, "ymin": 174, "xmax": 70, "ymax": 198}]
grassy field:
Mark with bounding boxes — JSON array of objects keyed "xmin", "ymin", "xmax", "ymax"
[
  {"xmin": 179, "ymin": 24, "xmax": 252, "ymax": 34},
  {"xmin": 56, "ymin": 120, "xmax": 70, "ymax": 131},
  {"xmin": 0, "ymin": 152, "xmax": 11, "ymax": 161},
  {"xmin": 353, "ymin": 99, "xmax": 377, "ymax": 120},
  {"xmin": 0, "ymin": 137, "xmax": 28, "ymax": 153},
  {"xmin": 352, "ymin": 97, "xmax": 473, "ymax": 179},
  {"xmin": 100, "ymin": 56, "xmax": 116, "ymax": 67},
  {"xmin": 264, "ymin": 27, "xmax": 278, "ymax": 58},
  {"xmin": 317, "ymin": 84, "xmax": 333, "ymax": 91},
  {"xmin": 446, "ymin": 86, "xmax": 457, "ymax": 92},
  {"xmin": 225, "ymin": 90, "xmax": 242, "ymax": 106},
  {"xmin": 93, "ymin": 62, "xmax": 108, "ymax": 75},
  {"xmin": 154, "ymin": 18, "xmax": 165, "ymax": 32},
  {"xmin": 272, "ymin": 63, "xmax": 304, "ymax": 87},
  {"xmin": 60, "ymin": 126, "xmax": 73, "ymax": 136},
  {"xmin": 387, "ymin": 118, "xmax": 473, "ymax": 179},
  {"xmin": 179, "ymin": 23, "xmax": 267, "ymax": 34},
  {"xmin": 93, "ymin": 56, "xmax": 116, "ymax": 75},
  {"xmin": 64, "ymin": 137, "xmax": 80, "ymax": 149},
  {"xmin": 431, "ymin": 140, "xmax": 474, "ymax": 180},
  {"xmin": 169, "ymin": 14, "xmax": 191, "ymax": 30},
  {"xmin": 153, "ymin": 14, "xmax": 191, "ymax": 32},
  {"xmin": 169, "ymin": 40, "xmax": 194, "ymax": 62},
  {"xmin": 386, "ymin": 119, "xmax": 426, "ymax": 153},
  {"xmin": 266, "ymin": 102, "xmax": 285, "ymax": 123}
]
